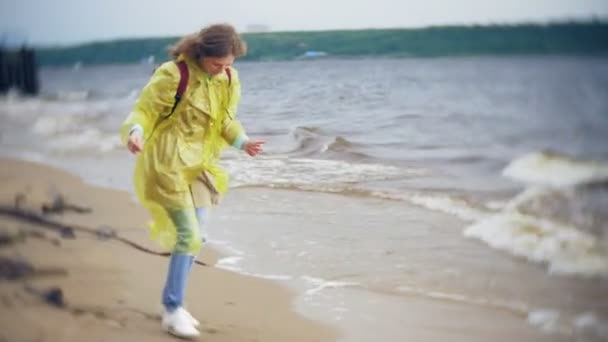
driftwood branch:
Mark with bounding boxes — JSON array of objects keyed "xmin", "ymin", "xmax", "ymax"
[{"xmin": 0, "ymin": 205, "xmax": 208, "ymax": 267}]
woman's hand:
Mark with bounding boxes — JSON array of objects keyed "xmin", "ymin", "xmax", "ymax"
[
  {"xmin": 127, "ymin": 133, "xmax": 144, "ymax": 155},
  {"xmin": 243, "ymin": 139, "xmax": 265, "ymax": 157}
]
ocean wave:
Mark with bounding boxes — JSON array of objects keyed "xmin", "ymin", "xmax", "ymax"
[
  {"xmin": 527, "ymin": 309, "xmax": 608, "ymax": 341},
  {"xmin": 326, "ymin": 136, "xmax": 371, "ymax": 160},
  {"xmin": 503, "ymin": 150, "xmax": 608, "ymax": 187},
  {"xmin": 390, "ymin": 285, "xmax": 607, "ymax": 340},
  {"xmin": 2, "ymin": 95, "xmax": 116, "ymax": 125},
  {"xmin": 395, "ymin": 285, "xmax": 529, "ymax": 314},
  {"xmin": 464, "ymin": 151, "xmax": 608, "ymax": 278},
  {"xmin": 327, "ymin": 136, "xmax": 354, "ymax": 150},
  {"xmin": 288, "ymin": 126, "xmax": 330, "ymax": 156},
  {"xmin": 233, "ymin": 183, "xmax": 488, "ymax": 222},
  {"xmin": 0, "ymin": 95, "xmax": 127, "ymax": 155},
  {"xmin": 225, "ymin": 156, "xmax": 489, "ymax": 221},
  {"xmin": 31, "ymin": 112, "xmax": 94, "ymax": 136},
  {"xmin": 260, "ymin": 126, "xmax": 327, "ymax": 157},
  {"xmin": 527, "ymin": 309, "xmax": 563, "ymax": 334},
  {"xmin": 301, "ymin": 275, "xmax": 361, "ymax": 295},
  {"xmin": 269, "ymin": 126, "xmax": 371, "ymax": 160},
  {"xmin": 226, "ymin": 156, "xmax": 415, "ymax": 188},
  {"xmin": 226, "ymin": 151, "xmax": 608, "ymax": 277},
  {"xmin": 46, "ymin": 128, "xmax": 122, "ymax": 153},
  {"xmin": 216, "ymin": 257, "xmax": 293, "ymax": 281},
  {"xmin": 573, "ymin": 312, "xmax": 608, "ymax": 341},
  {"xmin": 465, "ymin": 211, "xmax": 608, "ymax": 277},
  {"xmin": 51, "ymin": 90, "xmax": 91, "ymax": 102}
]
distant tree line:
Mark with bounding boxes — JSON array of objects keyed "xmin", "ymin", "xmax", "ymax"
[{"xmin": 33, "ymin": 21, "xmax": 608, "ymax": 66}]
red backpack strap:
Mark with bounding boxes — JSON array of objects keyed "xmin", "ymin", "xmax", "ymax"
[
  {"xmin": 168, "ymin": 60, "xmax": 189, "ymax": 116},
  {"xmin": 225, "ymin": 67, "xmax": 232, "ymax": 86}
]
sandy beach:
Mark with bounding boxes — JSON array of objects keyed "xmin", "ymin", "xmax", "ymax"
[
  {"xmin": 0, "ymin": 158, "xmax": 338, "ymax": 342},
  {"xmin": 1, "ymin": 55, "xmax": 607, "ymax": 342},
  {"xmin": 2, "ymin": 157, "xmax": 601, "ymax": 342}
]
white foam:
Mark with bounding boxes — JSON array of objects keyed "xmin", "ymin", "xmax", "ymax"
[
  {"xmin": 225, "ymin": 156, "xmax": 489, "ymax": 223},
  {"xmin": 526, "ymin": 310, "xmax": 608, "ymax": 340},
  {"xmin": 30, "ymin": 117, "xmax": 57, "ymax": 135},
  {"xmin": 1, "ymin": 95, "xmax": 123, "ymax": 155},
  {"xmin": 215, "ymin": 258, "xmax": 292, "ymax": 281},
  {"xmin": 46, "ymin": 129, "xmax": 122, "ymax": 153},
  {"xmin": 301, "ymin": 276, "xmax": 326, "ymax": 286},
  {"xmin": 396, "ymin": 285, "xmax": 529, "ymax": 313},
  {"xmin": 32, "ymin": 114, "xmax": 80, "ymax": 135},
  {"xmin": 407, "ymin": 193, "xmax": 488, "ymax": 221},
  {"xmin": 485, "ymin": 200, "xmax": 508, "ymax": 211},
  {"xmin": 527, "ymin": 309, "xmax": 561, "ymax": 334},
  {"xmin": 5, "ymin": 150, "xmax": 47, "ymax": 163},
  {"xmin": 301, "ymin": 276, "xmax": 360, "ymax": 295},
  {"xmin": 503, "ymin": 151, "xmax": 608, "ymax": 188},
  {"xmin": 126, "ymin": 88, "xmax": 141, "ymax": 100},
  {"xmin": 464, "ymin": 212, "xmax": 608, "ymax": 277},
  {"xmin": 209, "ymin": 241, "xmax": 293, "ymax": 281},
  {"xmin": 225, "ymin": 155, "xmax": 487, "ymax": 222},
  {"xmin": 0, "ymin": 97, "xmax": 42, "ymax": 120},
  {"xmin": 217, "ymin": 256, "xmax": 243, "ymax": 266},
  {"xmin": 366, "ymin": 190, "xmax": 488, "ymax": 222},
  {"xmin": 208, "ymin": 240, "xmax": 245, "ymax": 256},
  {"xmin": 56, "ymin": 90, "xmax": 89, "ymax": 101},
  {"xmin": 464, "ymin": 151, "xmax": 608, "ymax": 278},
  {"xmin": 225, "ymin": 156, "xmax": 424, "ymax": 188},
  {"xmin": 574, "ymin": 312, "xmax": 608, "ymax": 341},
  {"xmin": 243, "ymin": 273, "xmax": 292, "ymax": 281}
]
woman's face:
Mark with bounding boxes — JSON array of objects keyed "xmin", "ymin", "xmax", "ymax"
[{"xmin": 200, "ymin": 54, "xmax": 235, "ymax": 76}]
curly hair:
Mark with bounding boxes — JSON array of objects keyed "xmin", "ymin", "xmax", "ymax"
[{"xmin": 169, "ymin": 23, "xmax": 247, "ymax": 59}]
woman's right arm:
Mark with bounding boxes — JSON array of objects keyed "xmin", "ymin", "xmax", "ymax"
[{"xmin": 120, "ymin": 62, "xmax": 180, "ymax": 147}]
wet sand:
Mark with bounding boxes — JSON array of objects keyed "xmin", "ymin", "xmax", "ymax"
[
  {"xmin": 2, "ymin": 157, "xmax": 604, "ymax": 342},
  {"xmin": 0, "ymin": 158, "xmax": 338, "ymax": 342}
]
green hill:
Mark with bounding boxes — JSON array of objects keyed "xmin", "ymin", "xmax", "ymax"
[{"xmin": 34, "ymin": 21, "xmax": 608, "ymax": 66}]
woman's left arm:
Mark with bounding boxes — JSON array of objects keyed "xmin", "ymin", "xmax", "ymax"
[
  {"xmin": 221, "ymin": 67, "xmax": 247, "ymax": 148},
  {"xmin": 221, "ymin": 68, "xmax": 265, "ymax": 156}
]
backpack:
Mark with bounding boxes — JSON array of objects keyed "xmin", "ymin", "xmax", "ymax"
[
  {"xmin": 167, "ymin": 60, "xmax": 232, "ymax": 117},
  {"xmin": 145, "ymin": 61, "xmax": 233, "ymax": 142}
]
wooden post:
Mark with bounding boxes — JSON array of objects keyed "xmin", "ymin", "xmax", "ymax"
[
  {"xmin": 0, "ymin": 46, "xmax": 39, "ymax": 96},
  {"xmin": 0, "ymin": 48, "xmax": 8, "ymax": 93},
  {"xmin": 21, "ymin": 48, "xmax": 39, "ymax": 95}
]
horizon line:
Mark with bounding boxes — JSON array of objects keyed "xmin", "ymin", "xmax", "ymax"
[{"xmin": 9, "ymin": 16, "xmax": 608, "ymax": 49}]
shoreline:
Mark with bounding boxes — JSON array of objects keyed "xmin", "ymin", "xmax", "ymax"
[
  {"xmin": 2, "ymin": 156, "xmax": 606, "ymax": 342},
  {"xmin": 0, "ymin": 157, "xmax": 339, "ymax": 342}
]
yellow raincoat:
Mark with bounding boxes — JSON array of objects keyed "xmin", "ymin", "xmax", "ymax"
[{"xmin": 120, "ymin": 55, "xmax": 245, "ymax": 253}]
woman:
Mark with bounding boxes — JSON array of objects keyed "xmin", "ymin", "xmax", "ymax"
[{"xmin": 120, "ymin": 24, "xmax": 264, "ymax": 338}]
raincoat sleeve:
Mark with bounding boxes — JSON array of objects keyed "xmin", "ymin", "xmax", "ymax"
[
  {"xmin": 221, "ymin": 67, "xmax": 248, "ymax": 148},
  {"xmin": 120, "ymin": 62, "xmax": 179, "ymax": 145}
]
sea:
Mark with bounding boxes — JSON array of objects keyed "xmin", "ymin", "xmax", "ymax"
[{"xmin": 1, "ymin": 55, "xmax": 607, "ymax": 341}]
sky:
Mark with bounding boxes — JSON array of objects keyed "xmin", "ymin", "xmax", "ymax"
[{"xmin": 1, "ymin": 0, "xmax": 607, "ymax": 46}]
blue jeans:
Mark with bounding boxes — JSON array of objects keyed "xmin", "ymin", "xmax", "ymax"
[{"xmin": 162, "ymin": 207, "xmax": 209, "ymax": 312}]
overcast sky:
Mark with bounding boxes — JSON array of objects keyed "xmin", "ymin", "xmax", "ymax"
[{"xmin": 1, "ymin": 0, "xmax": 607, "ymax": 46}]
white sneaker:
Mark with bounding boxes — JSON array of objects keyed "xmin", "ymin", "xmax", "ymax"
[
  {"xmin": 160, "ymin": 306, "xmax": 200, "ymax": 327},
  {"xmin": 161, "ymin": 307, "xmax": 200, "ymax": 339},
  {"xmin": 183, "ymin": 308, "xmax": 200, "ymax": 328}
]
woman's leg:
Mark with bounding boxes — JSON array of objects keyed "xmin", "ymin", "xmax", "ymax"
[
  {"xmin": 161, "ymin": 208, "xmax": 201, "ymax": 312},
  {"xmin": 160, "ymin": 207, "xmax": 202, "ymax": 337},
  {"xmin": 195, "ymin": 207, "xmax": 210, "ymax": 240},
  {"xmin": 195, "ymin": 207, "xmax": 210, "ymax": 242},
  {"xmin": 190, "ymin": 207, "xmax": 210, "ymax": 269}
]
